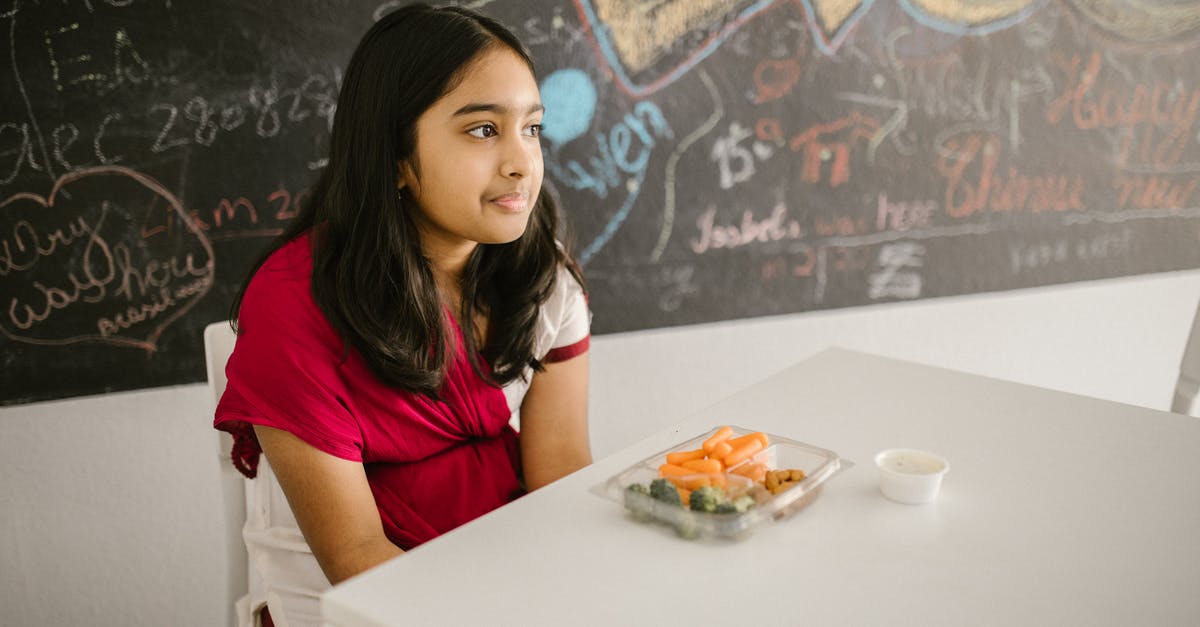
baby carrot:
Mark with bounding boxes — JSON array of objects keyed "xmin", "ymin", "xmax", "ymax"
[
  {"xmin": 723, "ymin": 438, "xmax": 764, "ymax": 467},
  {"xmin": 681, "ymin": 458, "xmax": 723, "ymax": 474},
  {"xmin": 666, "ymin": 448, "xmax": 706, "ymax": 465},
  {"xmin": 702, "ymin": 426, "xmax": 734, "ymax": 453},
  {"xmin": 730, "ymin": 462, "xmax": 768, "ymax": 482},
  {"xmin": 728, "ymin": 431, "xmax": 769, "ymax": 450},
  {"xmin": 709, "ymin": 440, "xmax": 733, "ymax": 460},
  {"xmin": 679, "ymin": 488, "xmax": 692, "ymax": 507},
  {"xmin": 665, "ymin": 474, "xmax": 697, "ymax": 485},
  {"xmin": 729, "ymin": 461, "xmax": 757, "ymax": 476},
  {"xmin": 687, "ymin": 472, "xmax": 731, "ymax": 490},
  {"xmin": 659, "ymin": 463, "xmax": 695, "ymax": 477}
]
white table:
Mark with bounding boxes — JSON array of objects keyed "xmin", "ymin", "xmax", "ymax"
[{"xmin": 322, "ymin": 348, "xmax": 1200, "ymax": 626}]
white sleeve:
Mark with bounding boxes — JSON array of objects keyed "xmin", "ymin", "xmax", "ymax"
[
  {"xmin": 534, "ymin": 263, "xmax": 590, "ymax": 362},
  {"xmin": 502, "ymin": 263, "xmax": 591, "ymax": 415}
]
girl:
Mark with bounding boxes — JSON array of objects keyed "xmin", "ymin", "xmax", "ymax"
[{"xmin": 213, "ymin": 4, "xmax": 592, "ymax": 625}]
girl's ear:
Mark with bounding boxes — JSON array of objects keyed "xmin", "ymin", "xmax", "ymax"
[
  {"xmin": 396, "ymin": 161, "xmax": 408, "ymax": 191},
  {"xmin": 397, "ymin": 160, "xmax": 421, "ymax": 196}
]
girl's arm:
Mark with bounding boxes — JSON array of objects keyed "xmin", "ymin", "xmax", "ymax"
[
  {"xmin": 518, "ymin": 352, "xmax": 592, "ymax": 491},
  {"xmin": 253, "ymin": 425, "xmax": 403, "ymax": 584}
]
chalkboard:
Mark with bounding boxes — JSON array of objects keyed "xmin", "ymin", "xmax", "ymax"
[{"xmin": 4, "ymin": 0, "xmax": 1200, "ymax": 405}]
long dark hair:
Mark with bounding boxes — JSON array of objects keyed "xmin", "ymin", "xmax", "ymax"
[{"xmin": 231, "ymin": 3, "xmax": 584, "ymax": 396}]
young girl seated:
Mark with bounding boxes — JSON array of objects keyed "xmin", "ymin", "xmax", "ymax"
[{"xmin": 214, "ymin": 4, "xmax": 591, "ymax": 625}]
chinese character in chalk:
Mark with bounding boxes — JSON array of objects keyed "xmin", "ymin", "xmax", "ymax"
[{"xmin": 868, "ymin": 242, "xmax": 925, "ymax": 300}]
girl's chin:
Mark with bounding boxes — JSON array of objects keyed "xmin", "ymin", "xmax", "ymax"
[{"xmin": 480, "ymin": 223, "xmax": 531, "ymax": 245}]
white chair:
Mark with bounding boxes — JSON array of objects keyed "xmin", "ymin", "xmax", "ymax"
[
  {"xmin": 205, "ymin": 321, "xmax": 324, "ymax": 627},
  {"xmin": 1172, "ymin": 305, "xmax": 1200, "ymax": 416},
  {"xmin": 205, "ymin": 321, "xmax": 253, "ymax": 626}
]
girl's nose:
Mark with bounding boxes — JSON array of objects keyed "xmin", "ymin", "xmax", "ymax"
[{"xmin": 501, "ymin": 135, "xmax": 538, "ymax": 179}]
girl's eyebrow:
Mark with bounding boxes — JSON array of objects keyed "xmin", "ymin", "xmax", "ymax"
[{"xmin": 451, "ymin": 102, "xmax": 544, "ymax": 117}]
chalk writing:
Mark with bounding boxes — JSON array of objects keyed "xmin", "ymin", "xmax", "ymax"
[
  {"xmin": 690, "ymin": 201, "xmax": 803, "ymax": 254},
  {"xmin": 1008, "ymin": 228, "xmax": 1132, "ymax": 274},
  {"xmin": 1047, "ymin": 51, "xmax": 1200, "ymax": 168},
  {"xmin": 868, "ymin": 242, "xmax": 924, "ymax": 300},
  {"xmin": 550, "ymin": 102, "xmax": 672, "ymax": 198},
  {"xmin": 1113, "ymin": 175, "xmax": 1199, "ymax": 210},
  {"xmin": 877, "ymin": 193, "xmax": 936, "ymax": 231},
  {"xmin": 147, "ymin": 71, "xmax": 339, "ymax": 160},
  {"xmin": 0, "ymin": 122, "xmax": 46, "ymax": 185},
  {"xmin": 710, "ymin": 121, "xmax": 758, "ymax": 190},
  {"xmin": 760, "ymin": 246, "xmax": 817, "ymax": 281},
  {"xmin": 938, "ymin": 133, "xmax": 1085, "ymax": 218},
  {"xmin": 785, "ymin": 112, "xmax": 881, "ymax": 188},
  {"xmin": 44, "ymin": 22, "xmax": 150, "ymax": 95},
  {"xmin": 7, "ymin": 0, "xmax": 1200, "ymax": 406},
  {"xmin": 0, "ymin": 167, "xmax": 212, "ymax": 351}
]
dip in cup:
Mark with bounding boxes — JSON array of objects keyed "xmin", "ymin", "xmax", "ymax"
[{"xmin": 874, "ymin": 448, "xmax": 949, "ymax": 504}]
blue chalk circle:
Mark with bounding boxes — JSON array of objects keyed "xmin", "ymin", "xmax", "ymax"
[{"xmin": 539, "ymin": 69, "xmax": 596, "ymax": 147}]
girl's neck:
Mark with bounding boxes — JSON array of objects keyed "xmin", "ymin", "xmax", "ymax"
[
  {"xmin": 419, "ymin": 235, "xmax": 477, "ymax": 308},
  {"xmin": 423, "ymin": 240, "xmax": 488, "ymax": 344}
]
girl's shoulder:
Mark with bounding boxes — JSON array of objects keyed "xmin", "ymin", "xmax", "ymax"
[
  {"xmin": 531, "ymin": 259, "xmax": 589, "ymax": 354},
  {"xmin": 551, "ymin": 241, "xmax": 586, "ymax": 292},
  {"xmin": 259, "ymin": 232, "xmax": 313, "ymax": 276},
  {"xmin": 241, "ymin": 232, "xmax": 318, "ymax": 318},
  {"xmin": 542, "ymin": 259, "xmax": 585, "ymax": 311},
  {"xmin": 237, "ymin": 231, "xmax": 345, "ymax": 356}
]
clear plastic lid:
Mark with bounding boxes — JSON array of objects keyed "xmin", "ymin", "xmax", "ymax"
[{"xmin": 592, "ymin": 425, "xmax": 851, "ymax": 540}]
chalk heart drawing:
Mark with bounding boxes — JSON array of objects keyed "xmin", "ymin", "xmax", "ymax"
[
  {"xmin": 0, "ymin": 166, "xmax": 214, "ymax": 352},
  {"xmin": 588, "ymin": 0, "xmax": 760, "ymax": 74}
]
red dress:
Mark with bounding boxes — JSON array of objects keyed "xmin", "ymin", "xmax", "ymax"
[{"xmin": 214, "ymin": 233, "xmax": 588, "ymax": 550}]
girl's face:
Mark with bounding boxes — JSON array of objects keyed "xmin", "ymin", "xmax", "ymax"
[{"xmin": 399, "ymin": 46, "xmax": 544, "ymax": 255}]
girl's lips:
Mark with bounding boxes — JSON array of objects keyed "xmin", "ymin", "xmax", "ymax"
[{"xmin": 490, "ymin": 193, "xmax": 528, "ymax": 211}]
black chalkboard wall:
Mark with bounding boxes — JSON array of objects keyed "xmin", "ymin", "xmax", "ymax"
[{"xmin": 3, "ymin": 0, "xmax": 1200, "ymax": 405}]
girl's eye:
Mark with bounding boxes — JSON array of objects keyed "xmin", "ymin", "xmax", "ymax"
[
  {"xmin": 467, "ymin": 124, "xmax": 498, "ymax": 139},
  {"xmin": 524, "ymin": 123, "xmax": 543, "ymax": 138}
]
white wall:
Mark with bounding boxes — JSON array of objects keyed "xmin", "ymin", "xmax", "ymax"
[
  {"xmin": 588, "ymin": 269, "xmax": 1200, "ymax": 457},
  {"xmin": 3, "ymin": 269, "xmax": 1200, "ymax": 626}
]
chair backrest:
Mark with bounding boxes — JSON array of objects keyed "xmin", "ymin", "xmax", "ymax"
[
  {"xmin": 204, "ymin": 322, "xmax": 316, "ymax": 625},
  {"xmin": 204, "ymin": 321, "xmax": 250, "ymax": 626},
  {"xmin": 205, "ymin": 321, "xmax": 237, "ymax": 400},
  {"xmin": 1173, "ymin": 303, "xmax": 1200, "ymax": 416},
  {"xmin": 205, "ymin": 321, "xmax": 239, "ymax": 451}
]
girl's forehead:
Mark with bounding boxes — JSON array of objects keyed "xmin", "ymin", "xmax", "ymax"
[{"xmin": 437, "ymin": 47, "xmax": 540, "ymax": 106}]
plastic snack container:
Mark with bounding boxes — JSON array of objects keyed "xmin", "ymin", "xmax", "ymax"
[{"xmin": 592, "ymin": 425, "xmax": 851, "ymax": 540}]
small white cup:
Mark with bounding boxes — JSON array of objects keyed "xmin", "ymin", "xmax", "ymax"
[{"xmin": 875, "ymin": 448, "xmax": 949, "ymax": 504}]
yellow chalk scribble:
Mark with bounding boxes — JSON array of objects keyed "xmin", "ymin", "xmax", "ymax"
[
  {"xmin": 907, "ymin": 0, "xmax": 1038, "ymax": 27},
  {"xmin": 810, "ymin": 0, "xmax": 863, "ymax": 35},
  {"xmin": 593, "ymin": 0, "xmax": 749, "ymax": 73},
  {"xmin": 1069, "ymin": 0, "xmax": 1200, "ymax": 42}
]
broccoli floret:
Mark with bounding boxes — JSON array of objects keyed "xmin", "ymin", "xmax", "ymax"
[
  {"xmin": 626, "ymin": 483, "xmax": 650, "ymax": 497},
  {"xmin": 714, "ymin": 493, "xmax": 756, "ymax": 514},
  {"xmin": 623, "ymin": 484, "xmax": 653, "ymax": 522},
  {"xmin": 649, "ymin": 478, "xmax": 681, "ymax": 506},
  {"xmin": 688, "ymin": 485, "xmax": 728, "ymax": 512}
]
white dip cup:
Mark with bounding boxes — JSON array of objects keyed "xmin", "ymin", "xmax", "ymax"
[{"xmin": 875, "ymin": 448, "xmax": 949, "ymax": 504}]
